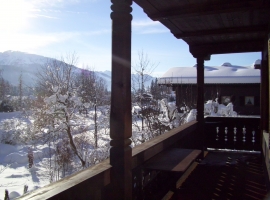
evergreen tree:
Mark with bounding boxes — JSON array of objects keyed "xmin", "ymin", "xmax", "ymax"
[
  {"xmin": 0, "ymin": 69, "xmax": 11, "ymax": 100},
  {"xmin": 19, "ymin": 72, "xmax": 23, "ymax": 109},
  {"xmin": 150, "ymin": 78, "xmax": 164, "ymax": 100}
]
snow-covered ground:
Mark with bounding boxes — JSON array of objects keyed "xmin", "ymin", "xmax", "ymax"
[
  {"xmin": 0, "ymin": 112, "xmax": 37, "ymax": 199},
  {"xmin": 0, "ymin": 110, "xmax": 112, "ymax": 200}
]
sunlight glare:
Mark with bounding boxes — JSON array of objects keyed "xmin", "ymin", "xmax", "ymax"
[{"xmin": 0, "ymin": 0, "xmax": 33, "ymax": 32}]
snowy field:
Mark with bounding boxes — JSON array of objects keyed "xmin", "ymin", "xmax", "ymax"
[
  {"xmin": 0, "ymin": 109, "xmax": 113, "ymax": 200},
  {"xmin": 0, "ymin": 112, "xmax": 36, "ymax": 199}
]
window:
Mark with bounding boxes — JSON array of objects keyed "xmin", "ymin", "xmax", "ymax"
[{"xmin": 245, "ymin": 96, "xmax": 254, "ymax": 106}]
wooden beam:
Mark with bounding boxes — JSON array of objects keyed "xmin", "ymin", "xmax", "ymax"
[
  {"xmin": 148, "ymin": 0, "xmax": 269, "ymax": 20},
  {"xmin": 174, "ymin": 25, "xmax": 268, "ymax": 39},
  {"xmin": 190, "ymin": 39, "xmax": 264, "ymax": 57}
]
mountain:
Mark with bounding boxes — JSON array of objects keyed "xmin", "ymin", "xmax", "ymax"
[
  {"xmin": 0, "ymin": 51, "xmax": 48, "ymax": 87},
  {"xmin": 0, "ymin": 51, "xmax": 155, "ymax": 91}
]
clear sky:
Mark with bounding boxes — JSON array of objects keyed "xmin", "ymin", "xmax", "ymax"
[{"xmin": 0, "ymin": 0, "xmax": 261, "ymax": 77}]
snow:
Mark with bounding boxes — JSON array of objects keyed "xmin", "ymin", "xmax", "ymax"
[
  {"xmin": 9, "ymin": 191, "xmax": 20, "ymax": 199},
  {"xmin": 254, "ymin": 59, "xmax": 261, "ymax": 65},
  {"xmin": 186, "ymin": 109, "xmax": 197, "ymax": 123},
  {"xmin": 132, "ymin": 106, "xmax": 141, "ymax": 114},
  {"xmin": 0, "ymin": 113, "xmax": 46, "ymax": 199},
  {"xmin": 0, "ymin": 109, "xmax": 112, "ymax": 199},
  {"xmin": 0, "ymin": 144, "xmax": 17, "ymax": 156},
  {"xmin": 0, "ymin": 51, "xmax": 48, "ymax": 66},
  {"xmin": 158, "ymin": 61, "xmax": 261, "ymax": 84}
]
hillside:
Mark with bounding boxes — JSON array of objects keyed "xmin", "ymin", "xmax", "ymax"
[{"xmin": 0, "ymin": 51, "xmax": 155, "ymax": 91}]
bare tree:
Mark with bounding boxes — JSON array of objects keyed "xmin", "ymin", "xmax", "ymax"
[
  {"xmin": 132, "ymin": 50, "xmax": 157, "ymax": 95},
  {"xmin": 132, "ymin": 50, "xmax": 158, "ymax": 130},
  {"xmin": 76, "ymin": 67, "xmax": 108, "ymax": 148},
  {"xmin": 35, "ymin": 53, "xmax": 78, "ymax": 98},
  {"xmin": 33, "ymin": 53, "xmax": 87, "ymax": 167}
]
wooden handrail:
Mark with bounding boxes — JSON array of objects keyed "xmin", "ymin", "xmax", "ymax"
[
  {"xmin": 18, "ymin": 160, "xmax": 111, "ymax": 200},
  {"xmin": 132, "ymin": 120, "xmax": 198, "ymax": 169},
  {"xmin": 17, "ymin": 121, "xmax": 199, "ymax": 200}
]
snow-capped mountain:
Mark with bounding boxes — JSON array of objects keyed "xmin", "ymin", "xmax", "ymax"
[
  {"xmin": 0, "ymin": 51, "xmax": 114, "ymax": 89},
  {"xmin": 0, "ymin": 50, "xmax": 48, "ymax": 66},
  {"xmin": 0, "ymin": 51, "xmax": 57, "ymax": 88},
  {"xmin": 0, "ymin": 51, "xmax": 155, "ymax": 91}
]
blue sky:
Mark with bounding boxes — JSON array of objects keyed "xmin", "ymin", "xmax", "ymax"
[{"xmin": 0, "ymin": 0, "xmax": 261, "ymax": 77}]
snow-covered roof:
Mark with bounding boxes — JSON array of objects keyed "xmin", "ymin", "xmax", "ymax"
[{"xmin": 158, "ymin": 61, "xmax": 261, "ymax": 84}]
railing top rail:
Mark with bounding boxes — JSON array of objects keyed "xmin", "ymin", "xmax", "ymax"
[
  {"xmin": 205, "ymin": 116, "xmax": 261, "ymax": 119},
  {"xmin": 18, "ymin": 160, "xmax": 111, "ymax": 200},
  {"xmin": 132, "ymin": 120, "xmax": 198, "ymax": 169}
]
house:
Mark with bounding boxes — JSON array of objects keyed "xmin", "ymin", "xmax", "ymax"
[
  {"xmin": 18, "ymin": 1, "xmax": 270, "ymax": 200},
  {"xmin": 158, "ymin": 61, "xmax": 261, "ymax": 115}
]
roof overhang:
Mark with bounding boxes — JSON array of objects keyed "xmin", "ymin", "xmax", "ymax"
[{"xmin": 133, "ymin": 0, "xmax": 270, "ymax": 58}]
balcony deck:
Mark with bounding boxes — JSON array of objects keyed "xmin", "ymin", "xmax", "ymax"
[{"xmin": 171, "ymin": 150, "xmax": 268, "ymax": 200}]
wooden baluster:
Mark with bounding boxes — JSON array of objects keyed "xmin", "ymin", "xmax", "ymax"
[
  {"xmin": 216, "ymin": 127, "xmax": 219, "ymax": 141},
  {"xmin": 233, "ymin": 127, "xmax": 237, "ymax": 150},
  {"xmin": 242, "ymin": 126, "xmax": 246, "ymax": 149},
  {"xmin": 216, "ymin": 127, "xmax": 219, "ymax": 149},
  {"xmin": 252, "ymin": 130, "xmax": 255, "ymax": 150},
  {"xmin": 224, "ymin": 127, "xmax": 228, "ymax": 149}
]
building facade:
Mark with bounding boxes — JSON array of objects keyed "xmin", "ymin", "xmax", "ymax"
[{"xmin": 158, "ymin": 61, "xmax": 261, "ymax": 115}]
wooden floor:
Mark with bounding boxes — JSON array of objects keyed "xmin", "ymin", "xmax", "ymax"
[{"xmin": 170, "ymin": 151, "xmax": 268, "ymax": 200}]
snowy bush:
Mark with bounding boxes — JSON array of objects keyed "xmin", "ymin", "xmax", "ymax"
[{"xmin": 0, "ymin": 119, "xmax": 33, "ymax": 145}]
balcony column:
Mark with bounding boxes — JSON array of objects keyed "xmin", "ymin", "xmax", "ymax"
[
  {"xmin": 196, "ymin": 57, "xmax": 205, "ymax": 153},
  {"xmin": 110, "ymin": 0, "xmax": 132, "ymax": 199},
  {"xmin": 268, "ymin": 38, "xmax": 270, "ymax": 148},
  {"xmin": 196, "ymin": 57, "xmax": 204, "ymax": 123},
  {"xmin": 261, "ymin": 57, "xmax": 269, "ymax": 133}
]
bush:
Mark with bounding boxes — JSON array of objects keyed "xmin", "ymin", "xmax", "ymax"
[
  {"xmin": 0, "ymin": 100, "xmax": 13, "ymax": 112},
  {"xmin": 0, "ymin": 119, "xmax": 32, "ymax": 145}
]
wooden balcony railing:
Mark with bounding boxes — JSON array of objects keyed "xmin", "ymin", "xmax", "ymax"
[
  {"xmin": 131, "ymin": 121, "xmax": 198, "ymax": 199},
  {"xmin": 18, "ymin": 121, "xmax": 198, "ymax": 200},
  {"xmin": 18, "ymin": 159, "xmax": 111, "ymax": 199},
  {"xmin": 205, "ymin": 116, "xmax": 261, "ymax": 151},
  {"xmin": 17, "ymin": 117, "xmax": 264, "ymax": 200}
]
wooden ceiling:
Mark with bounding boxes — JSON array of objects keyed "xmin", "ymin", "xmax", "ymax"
[{"xmin": 133, "ymin": 0, "xmax": 270, "ymax": 58}]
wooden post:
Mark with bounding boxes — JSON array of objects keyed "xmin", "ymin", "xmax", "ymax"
[
  {"xmin": 268, "ymin": 38, "xmax": 270, "ymax": 149},
  {"xmin": 196, "ymin": 57, "xmax": 204, "ymax": 122},
  {"xmin": 196, "ymin": 57, "xmax": 205, "ymax": 154},
  {"xmin": 261, "ymin": 58, "xmax": 269, "ymax": 132},
  {"xmin": 110, "ymin": 0, "xmax": 132, "ymax": 199}
]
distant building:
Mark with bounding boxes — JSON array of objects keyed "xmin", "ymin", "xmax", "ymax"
[{"xmin": 158, "ymin": 60, "xmax": 261, "ymax": 115}]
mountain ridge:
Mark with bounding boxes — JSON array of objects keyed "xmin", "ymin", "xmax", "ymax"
[{"xmin": 0, "ymin": 51, "xmax": 155, "ymax": 91}]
